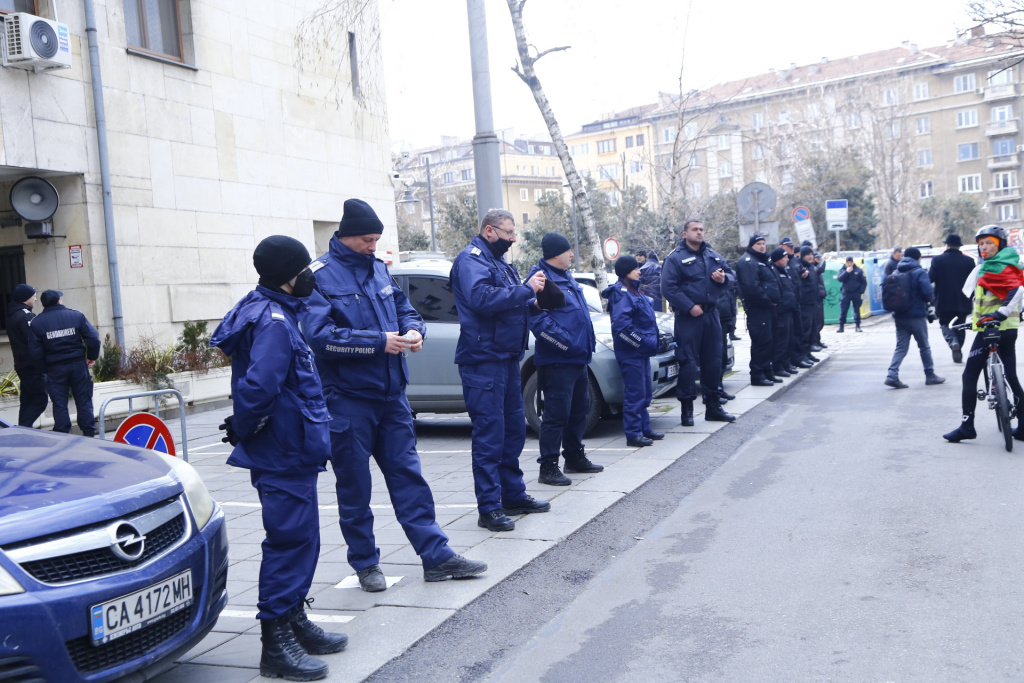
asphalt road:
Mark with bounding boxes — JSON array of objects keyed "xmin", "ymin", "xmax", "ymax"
[{"xmin": 367, "ymin": 323, "xmax": 1024, "ymax": 682}]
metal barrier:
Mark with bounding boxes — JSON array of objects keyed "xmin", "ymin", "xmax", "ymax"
[{"xmin": 97, "ymin": 389, "xmax": 189, "ymax": 462}]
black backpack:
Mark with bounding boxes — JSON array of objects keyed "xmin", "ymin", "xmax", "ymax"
[{"xmin": 882, "ymin": 271, "xmax": 913, "ymax": 313}]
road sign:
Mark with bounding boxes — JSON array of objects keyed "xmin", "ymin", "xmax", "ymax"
[
  {"xmin": 795, "ymin": 219, "xmax": 816, "ymax": 247},
  {"xmin": 603, "ymin": 237, "xmax": 620, "ymax": 261},
  {"xmin": 792, "ymin": 206, "xmax": 810, "ymax": 223},
  {"xmin": 737, "ymin": 182, "xmax": 777, "ymax": 222},
  {"xmin": 739, "ymin": 221, "xmax": 779, "ymax": 245},
  {"xmin": 113, "ymin": 413, "xmax": 177, "ymax": 455},
  {"xmin": 826, "ymin": 199, "xmax": 848, "ymax": 232}
]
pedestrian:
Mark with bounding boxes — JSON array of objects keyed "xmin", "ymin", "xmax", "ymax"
[
  {"xmin": 943, "ymin": 225, "xmax": 1024, "ymax": 442},
  {"xmin": 304, "ymin": 199, "xmax": 486, "ymax": 589},
  {"xmin": 769, "ymin": 248, "xmax": 801, "ymax": 377},
  {"xmin": 211, "ymin": 235, "xmax": 346, "ymax": 681},
  {"xmin": 794, "ymin": 247, "xmax": 825, "ymax": 356},
  {"xmin": 661, "ymin": 219, "xmax": 736, "ymax": 426},
  {"xmin": 451, "ymin": 208, "xmax": 553, "ymax": 533},
  {"xmin": 735, "ymin": 234, "xmax": 782, "ymax": 385},
  {"xmin": 884, "ymin": 247, "xmax": 946, "ymax": 389},
  {"xmin": 929, "ymin": 233, "xmax": 976, "ymax": 363},
  {"xmin": 27, "ymin": 290, "xmax": 100, "ymax": 436},
  {"xmin": 883, "ymin": 246, "xmax": 903, "ymax": 277},
  {"xmin": 836, "ymin": 256, "xmax": 868, "ymax": 333},
  {"xmin": 638, "ymin": 250, "xmax": 664, "ymax": 311},
  {"xmin": 603, "ymin": 255, "xmax": 665, "ymax": 447},
  {"xmin": 527, "ymin": 233, "xmax": 603, "ymax": 485},
  {"xmin": 6, "ymin": 284, "xmax": 48, "ymax": 427},
  {"xmin": 812, "ymin": 252, "xmax": 828, "ymax": 348}
]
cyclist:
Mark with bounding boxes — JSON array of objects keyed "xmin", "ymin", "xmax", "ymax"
[{"xmin": 943, "ymin": 225, "xmax": 1024, "ymax": 443}]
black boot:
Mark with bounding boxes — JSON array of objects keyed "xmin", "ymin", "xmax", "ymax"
[
  {"xmin": 290, "ymin": 601, "xmax": 348, "ymax": 655},
  {"xmin": 943, "ymin": 413, "xmax": 977, "ymax": 443},
  {"xmin": 260, "ymin": 617, "xmax": 329, "ymax": 681},
  {"xmin": 1014, "ymin": 419, "xmax": 1024, "ymax": 442},
  {"xmin": 564, "ymin": 453, "xmax": 604, "ymax": 473},
  {"xmin": 837, "ymin": 325, "xmax": 844, "ymax": 333},
  {"xmin": 539, "ymin": 462, "xmax": 571, "ymax": 486},
  {"xmin": 680, "ymin": 399, "xmax": 694, "ymax": 427}
]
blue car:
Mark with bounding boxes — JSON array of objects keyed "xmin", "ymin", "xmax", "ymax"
[{"xmin": 0, "ymin": 418, "xmax": 228, "ymax": 682}]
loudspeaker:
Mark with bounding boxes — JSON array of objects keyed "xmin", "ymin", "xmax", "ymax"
[{"xmin": 10, "ymin": 176, "xmax": 59, "ymax": 222}]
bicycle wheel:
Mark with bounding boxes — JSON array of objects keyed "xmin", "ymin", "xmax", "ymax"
[{"xmin": 992, "ymin": 362, "xmax": 1013, "ymax": 452}]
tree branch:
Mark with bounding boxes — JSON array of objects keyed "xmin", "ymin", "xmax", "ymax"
[{"xmin": 534, "ymin": 45, "xmax": 571, "ymax": 62}]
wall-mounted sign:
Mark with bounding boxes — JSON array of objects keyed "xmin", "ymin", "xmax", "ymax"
[{"xmin": 69, "ymin": 245, "xmax": 83, "ymax": 268}]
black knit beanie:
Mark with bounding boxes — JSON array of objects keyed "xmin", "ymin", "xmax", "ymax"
[
  {"xmin": 40, "ymin": 289, "xmax": 62, "ymax": 308},
  {"xmin": 769, "ymin": 247, "xmax": 787, "ymax": 263},
  {"xmin": 542, "ymin": 232, "xmax": 572, "ymax": 259},
  {"xmin": 615, "ymin": 255, "xmax": 640, "ymax": 278},
  {"xmin": 748, "ymin": 233, "xmax": 766, "ymax": 249},
  {"xmin": 254, "ymin": 236, "xmax": 311, "ymax": 288},
  {"xmin": 337, "ymin": 198, "xmax": 384, "ymax": 237},
  {"xmin": 13, "ymin": 284, "xmax": 34, "ymax": 303},
  {"xmin": 799, "ymin": 245, "xmax": 814, "ymax": 257}
]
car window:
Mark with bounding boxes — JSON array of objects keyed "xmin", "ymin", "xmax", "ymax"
[
  {"xmin": 580, "ymin": 283, "xmax": 605, "ymax": 313},
  {"xmin": 406, "ymin": 276, "xmax": 459, "ymax": 322}
]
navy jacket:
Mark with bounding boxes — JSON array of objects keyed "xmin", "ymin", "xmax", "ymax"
[
  {"xmin": 5, "ymin": 301, "xmax": 41, "ymax": 372},
  {"xmin": 303, "ymin": 239, "xmax": 426, "ymax": 400},
  {"xmin": 837, "ymin": 265, "xmax": 868, "ymax": 296},
  {"xmin": 28, "ymin": 304, "xmax": 100, "ymax": 367},
  {"xmin": 771, "ymin": 264, "xmax": 800, "ymax": 312},
  {"xmin": 638, "ymin": 258, "xmax": 662, "ymax": 304},
  {"xmin": 929, "ymin": 248, "xmax": 976, "ymax": 316},
  {"xmin": 603, "ymin": 280, "xmax": 659, "ymax": 359},
  {"xmin": 661, "ymin": 240, "xmax": 731, "ymax": 314},
  {"xmin": 211, "ymin": 287, "xmax": 331, "ymax": 474},
  {"xmin": 794, "ymin": 258, "xmax": 824, "ymax": 304},
  {"xmin": 735, "ymin": 247, "xmax": 781, "ymax": 311},
  {"xmin": 527, "ymin": 259, "xmax": 596, "ymax": 366},
  {"xmin": 894, "ymin": 257, "xmax": 935, "ymax": 319},
  {"xmin": 451, "ymin": 235, "xmax": 536, "ymax": 365}
]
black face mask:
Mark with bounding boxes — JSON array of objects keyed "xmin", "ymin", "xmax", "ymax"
[
  {"xmin": 488, "ymin": 237, "xmax": 513, "ymax": 258},
  {"xmin": 290, "ymin": 268, "xmax": 317, "ymax": 298}
]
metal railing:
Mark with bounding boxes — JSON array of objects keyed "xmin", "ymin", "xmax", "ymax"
[{"xmin": 97, "ymin": 389, "xmax": 189, "ymax": 462}]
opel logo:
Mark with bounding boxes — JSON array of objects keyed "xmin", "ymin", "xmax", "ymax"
[{"xmin": 109, "ymin": 522, "xmax": 146, "ymax": 562}]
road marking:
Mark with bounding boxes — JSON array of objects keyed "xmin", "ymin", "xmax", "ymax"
[
  {"xmin": 335, "ymin": 575, "xmax": 404, "ymax": 589},
  {"xmin": 219, "ymin": 609, "xmax": 354, "ymax": 623},
  {"xmin": 190, "ymin": 442, "xmax": 229, "ymax": 451}
]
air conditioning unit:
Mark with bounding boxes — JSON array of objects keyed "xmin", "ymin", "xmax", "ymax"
[{"xmin": 1, "ymin": 13, "xmax": 72, "ymax": 71}]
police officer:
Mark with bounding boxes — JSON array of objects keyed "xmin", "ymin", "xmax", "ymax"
[
  {"xmin": 637, "ymin": 250, "xmax": 664, "ymax": 311},
  {"xmin": 6, "ymin": 284, "xmax": 48, "ymax": 427},
  {"xmin": 735, "ymin": 234, "xmax": 781, "ymax": 385},
  {"xmin": 27, "ymin": 290, "xmax": 100, "ymax": 436},
  {"xmin": 211, "ymin": 236, "xmax": 346, "ymax": 681},
  {"xmin": 779, "ymin": 237, "xmax": 812, "ymax": 367},
  {"xmin": 604, "ymin": 255, "xmax": 664, "ymax": 447},
  {"xmin": 451, "ymin": 208, "xmax": 552, "ymax": 533},
  {"xmin": 836, "ymin": 256, "xmax": 868, "ymax": 333},
  {"xmin": 661, "ymin": 219, "xmax": 736, "ymax": 426},
  {"xmin": 528, "ymin": 233, "xmax": 601, "ymax": 485},
  {"xmin": 794, "ymin": 247, "xmax": 825, "ymax": 359},
  {"xmin": 769, "ymin": 248, "xmax": 801, "ymax": 377},
  {"xmin": 304, "ymin": 199, "xmax": 486, "ymax": 590}
]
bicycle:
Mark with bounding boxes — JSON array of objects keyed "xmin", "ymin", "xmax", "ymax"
[{"xmin": 952, "ymin": 320, "xmax": 1017, "ymax": 452}]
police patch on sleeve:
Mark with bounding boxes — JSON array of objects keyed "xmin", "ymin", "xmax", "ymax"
[
  {"xmin": 471, "ymin": 246, "xmax": 482, "ymax": 256},
  {"xmin": 309, "ymin": 259, "xmax": 327, "ymax": 273}
]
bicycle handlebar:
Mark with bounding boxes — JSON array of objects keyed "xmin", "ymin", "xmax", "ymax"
[{"xmin": 951, "ymin": 320, "xmax": 1001, "ymax": 331}]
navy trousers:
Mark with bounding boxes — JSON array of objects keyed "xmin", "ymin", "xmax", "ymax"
[
  {"xmin": 16, "ymin": 367, "xmax": 48, "ymax": 427},
  {"xmin": 459, "ymin": 359, "xmax": 528, "ymax": 514},
  {"xmin": 839, "ymin": 295, "xmax": 862, "ymax": 326},
  {"xmin": 251, "ymin": 471, "xmax": 320, "ymax": 620},
  {"xmin": 46, "ymin": 362, "xmax": 95, "ymax": 435},
  {"xmin": 617, "ymin": 356, "xmax": 652, "ymax": 439},
  {"xmin": 746, "ymin": 308, "xmax": 775, "ymax": 381},
  {"xmin": 773, "ymin": 311, "xmax": 792, "ymax": 371},
  {"xmin": 789, "ymin": 309, "xmax": 806, "ymax": 363},
  {"xmin": 328, "ymin": 394, "xmax": 452, "ymax": 571},
  {"xmin": 674, "ymin": 309, "xmax": 723, "ymax": 404},
  {"xmin": 537, "ymin": 363, "xmax": 589, "ymax": 464}
]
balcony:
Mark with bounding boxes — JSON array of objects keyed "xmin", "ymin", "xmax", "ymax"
[
  {"xmin": 989, "ymin": 186, "xmax": 1021, "ymax": 202},
  {"xmin": 988, "ymin": 153, "xmax": 1020, "ymax": 170},
  {"xmin": 986, "ymin": 119, "xmax": 1019, "ymax": 136},
  {"xmin": 984, "ymin": 83, "xmax": 1017, "ymax": 102}
]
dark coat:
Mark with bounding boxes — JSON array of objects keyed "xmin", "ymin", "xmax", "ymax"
[
  {"xmin": 735, "ymin": 247, "xmax": 781, "ymax": 311},
  {"xmin": 772, "ymin": 264, "xmax": 800, "ymax": 312},
  {"xmin": 883, "ymin": 257, "xmax": 900, "ymax": 277},
  {"xmin": 527, "ymin": 259, "xmax": 596, "ymax": 366},
  {"xmin": 837, "ymin": 265, "xmax": 868, "ymax": 296},
  {"xmin": 661, "ymin": 240, "xmax": 731, "ymax": 314},
  {"xmin": 27, "ymin": 304, "xmax": 100, "ymax": 367},
  {"xmin": 5, "ymin": 301, "xmax": 41, "ymax": 372},
  {"xmin": 603, "ymin": 280, "xmax": 658, "ymax": 359},
  {"xmin": 638, "ymin": 257, "xmax": 662, "ymax": 303},
  {"xmin": 894, "ymin": 257, "xmax": 935, "ymax": 319},
  {"xmin": 794, "ymin": 258, "xmax": 823, "ymax": 305},
  {"xmin": 929, "ymin": 248, "xmax": 976, "ymax": 316}
]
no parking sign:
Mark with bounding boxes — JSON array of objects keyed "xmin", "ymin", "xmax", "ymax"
[{"xmin": 113, "ymin": 413, "xmax": 177, "ymax": 455}]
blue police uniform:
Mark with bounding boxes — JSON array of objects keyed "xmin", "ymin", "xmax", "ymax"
[
  {"xmin": 451, "ymin": 235, "xmax": 536, "ymax": 513},
  {"xmin": 661, "ymin": 240, "xmax": 732, "ymax": 405},
  {"xmin": 303, "ymin": 239, "xmax": 453, "ymax": 571},
  {"xmin": 5, "ymin": 300, "xmax": 48, "ymax": 427},
  {"xmin": 526, "ymin": 259, "xmax": 596, "ymax": 466},
  {"xmin": 211, "ymin": 286, "xmax": 331, "ymax": 620},
  {"xmin": 28, "ymin": 304, "xmax": 100, "ymax": 435},
  {"xmin": 603, "ymin": 280, "xmax": 659, "ymax": 440}
]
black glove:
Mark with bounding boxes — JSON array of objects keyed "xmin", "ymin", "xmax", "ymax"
[
  {"xmin": 219, "ymin": 415, "xmax": 239, "ymax": 446},
  {"xmin": 535, "ymin": 282, "xmax": 566, "ymax": 310},
  {"xmin": 981, "ymin": 311, "xmax": 1008, "ymax": 324}
]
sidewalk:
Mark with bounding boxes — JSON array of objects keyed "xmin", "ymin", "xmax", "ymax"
[{"xmin": 152, "ymin": 319, "xmax": 878, "ymax": 683}]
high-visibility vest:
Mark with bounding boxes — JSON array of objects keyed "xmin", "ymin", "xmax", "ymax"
[{"xmin": 973, "ymin": 284, "xmax": 1020, "ymax": 331}]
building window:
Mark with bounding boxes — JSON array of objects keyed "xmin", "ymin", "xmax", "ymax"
[
  {"xmin": 534, "ymin": 189, "xmax": 543, "ymax": 201},
  {"xmin": 580, "ymin": 143, "xmax": 589, "ymax": 154},
  {"xmin": 719, "ymin": 161, "xmax": 732, "ymax": 177},
  {"xmin": 663, "ymin": 127, "xmax": 677, "ymax": 143},
  {"xmin": 993, "ymin": 138, "xmax": 1016, "ymax": 159},
  {"xmin": 808, "ymin": 102, "xmax": 821, "ymax": 118},
  {"xmin": 443, "ymin": 171, "xmax": 455, "ymax": 183},
  {"xmin": 913, "ymin": 83, "xmax": 929, "ymax": 101},
  {"xmin": 992, "ymin": 105, "xmax": 1014, "ymax": 121},
  {"xmin": 918, "ymin": 149, "xmax": 932, "ymax": 167},
  {"xmin": 919, "ymin": 180, "xmax": 933, "ymax": 198},
  {"xmin": 461, "ymin": 168, "xmax": 473, "ymax": 181},
  {"xmin": 663, "ymin": 156, "xmax": 673, "ymax": 171},
  {"xmin": 684, "ymin": 123, "xmax": 697, "ymax": 140},
  {"xmin": 916, "ymin": 116, "xmax": 931, "ymax": 135},
  {"xmin": 570, "ymin": 145, "xmax": 578, "ymax": 156},
  {"xmin": 956, "ymin": 109, "xmax": 979, "ymax": 128},
  {"xmin": 959, "ymin": 174, "xmax": 983, "ymax": 192},
  {"xmin": 125, "ymin": 0, "xmax": 183, "ymax": 60},
  {"xmin": 520, "ymin": 188, "xmax": 528, "ymax": 201},
  {"xmin": 954, "ymin": 73, "xmax": 977, "ymax": 93},
  {"xmin": 883, "ymin": 88, "xmax": 898, "ymax": 105},
  {"xmin": 636, "ymin": 134, "xmax": 645, "ymax": 146},
  {"xmin": 753, "ymin": 143, "xmax": 765, "ymax": 160},
  {"xmin": 847, "ymin": 112, "xmax": 861, "ymax": 129},
  {"xmin": 597, "ymin": 139, "xmax": 615, "ymax": 154},
  {"xmin": 629, "ymin": 160, "xmax": 643, "ymax": 174},
  {"xmin": 717, "ymin": 134, "xmax": 731, "ymax": 150},
  {"xmin": 625, "ymin": 136, "xmax": 634, "ymax": 148},
  {"xmin": 599, "ymin": 165, "xmax": 619, "ymax": 180},
  {"xmin": 958, "ymin": 142, "xmax": 980, "ymax": 161},
  {"xmin": 522, "ymin": 212, "xmax": 529, "ymax": 224},
  {"xmin": 998, "ymin": 203, "xmax": 1019, "ymax": 220},
  {"xmin": 886, "ymin": 121, "xmax": 901, "ymax": 139},
  {"xmin": 989, "ymin": 68, "xmax": 1013, "ymax": 86},
  {"xmin": 994, "ymin": 170, "xmax": 1017, "ymax": 191},
  {"xmin": 688, "ymin": 181, "xmax": 702, "ymax": 196},
  {"xmin": 0, "ymin": 1, "xmax": 36, "ymax": 14},
  {"xmin": 752, "ymin": 112, "xmax": 764, "ymax": 130},
  {"xmin": 778, "ymin": 110, "xmax": 791, "ymax": 124},
  {"xmin": 528, "ymin": 145, "xmax": 535, "ymax": 153},
  {"xmin": 607, "ymin": 191, "xmax": 620, "ymax": 207},
  {"xmin": 688, "ymin": 152, "xmax": 699, "ymax": 167},
  {"xmin": 0, "ymin": 246, "xmax": 26, "ymax": 334}
]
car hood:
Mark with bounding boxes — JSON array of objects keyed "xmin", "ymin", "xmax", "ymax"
[{"xmin": 0, "ymin": 428, "xmax": 182, "ymax": 545}]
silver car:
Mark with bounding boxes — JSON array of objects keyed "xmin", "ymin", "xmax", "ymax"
[{"xmin": 389, "ymin": 259, "xmax": 681, "ymax": 435}]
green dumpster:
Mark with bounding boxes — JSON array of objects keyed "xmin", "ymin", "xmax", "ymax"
[{"xmin": 825, "ymin": 258, "xmax": 873, "ymax": 325}]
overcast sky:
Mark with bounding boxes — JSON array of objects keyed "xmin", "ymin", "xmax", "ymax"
[{"xmin": 379, "ymin": 0, "xmax": 975, "ymax": 151}]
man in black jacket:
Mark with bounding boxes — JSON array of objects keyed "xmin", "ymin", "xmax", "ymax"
[
  {"xmin": 769, "ymin": 248, "xmax": 801, "ymax": 377},
  {"xmin": 5, "ymin": 284, "xmax": 48, "ymax": 427},
  {"xmin": 929, "ymin": 233, "xmax": 976, "ymax": 363},
  {"xmin": 795, "ymin": 247, "xmax": 825, "ymax": 356},
  {"xmin": 735, "ymin": 234, "xmax": 782, "ymax": 385},
  {"xmin": 883, "ymin": 246, "xmax": 903, "ymax": 277},
  {"xmin": 662, "ymin": 220, "xmax": 736, "ymax": 426},
  {"xmin": 28, "ymin": 290, "xmax": 101, "ymax": 435},
  {"xmin": 836, "ymin": 257, "xmax": 868, "ymax": 333}
]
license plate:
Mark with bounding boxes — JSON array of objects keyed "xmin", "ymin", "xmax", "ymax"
[
  {"xmin": 666, "ymin": 363, "xmax": 679, "ymax": 378},
  {"xmin": 90, "ymin": 570, "xmax": 193, "ymax": 645}
]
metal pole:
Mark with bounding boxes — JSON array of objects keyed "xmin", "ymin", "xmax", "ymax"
[
  {"xmin": 467, "ymin": 0, "xmax": 503, "ymax": 222},
  {"xmin": 836, "ymin": 229, "xmax": 841, "ymax": 253},
  {"xmin": 753, "ymin": 190, "xmax": 760, "ymax": 237},
  {"xmin": 83, "ymin": 0, "xmax": 125, "ymax": 348},
  {"xmin": 426, "ymin": 158, "xmax": 437, "ymax": 251}
]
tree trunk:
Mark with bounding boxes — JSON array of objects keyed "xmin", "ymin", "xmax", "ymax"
[{"xmin": 505, "ymin": 0, "xmax": 608, "ymax": 288}]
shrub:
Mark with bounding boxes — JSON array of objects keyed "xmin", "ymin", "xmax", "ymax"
[
  {"xmin": 91, "ymin": 334, "xmax": 123, "ymax": 383},
  {"xmin": 120, "ymin": 335, "xmax": 177, "ymax": 389}
]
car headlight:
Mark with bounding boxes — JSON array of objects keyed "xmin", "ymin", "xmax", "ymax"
[
  {"xmin": 157, "ymin": 454, "xmax": 215, "ymax": 530},
  {"xmin": 595, "ymin": 332, "xmax": 615, "ymax": 351},
  {"xmin": 0, "ymin": 562, "xmax": 25, "ymax": 596}
]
